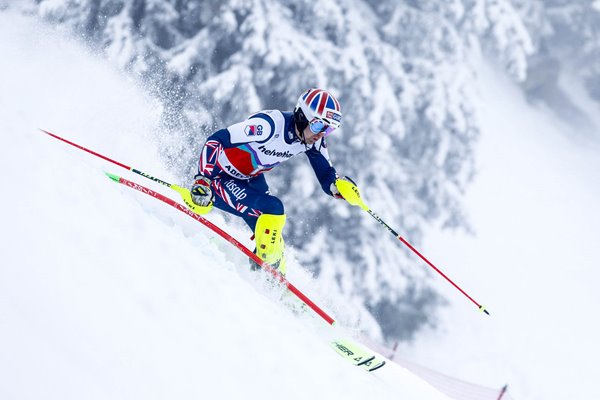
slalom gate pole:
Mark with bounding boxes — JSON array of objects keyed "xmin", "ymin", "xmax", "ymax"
[
  {"xmin": 41, "ymin": 129, "xmax": 335, "ymax": 325},
  {"xmin": 335, "ymin": 180, "xmax": 489, "ymax": 315},
  {"xmin": 40, "ymin": 129, "xmax": 208, "ymax": 215},
  {"xmin": 105, "ymin": 173, "xmax": 335, "ymax": 325}
]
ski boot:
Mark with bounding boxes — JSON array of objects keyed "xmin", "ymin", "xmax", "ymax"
[{"xmin": 250, "ymin": 213, "xmax": 287, "ymax": 276}]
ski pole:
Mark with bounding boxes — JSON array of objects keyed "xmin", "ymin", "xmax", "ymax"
[
  {"xmin": 40, "ymin": 129, "xmax": 212, "ymax": 215},
  {"xmin": 335, "ymin": 179, "xmax": 489, "ymax": 315}
]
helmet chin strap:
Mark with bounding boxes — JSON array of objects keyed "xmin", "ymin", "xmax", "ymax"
[
  {"xmin": 295, "ymin": 124, "xmax": 309, "ymax": 148},
  {"xmin": 301, "ymin": 129, "xmax": 314, "ymax": 150},
  {"xmin": 293, "ymin": 108, "xmax": 315, "ymax": 149}
]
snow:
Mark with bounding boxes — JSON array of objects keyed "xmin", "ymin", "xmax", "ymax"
[
  {"xmin": 402, "ymin": 64, "xmax": 600, "ymax": 399},
  {"xmin": 0, "ymin": 11, "xmax": 451, "ymax": 400}
]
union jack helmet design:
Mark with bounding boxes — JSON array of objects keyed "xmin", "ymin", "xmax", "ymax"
[{"xmin": 295, "ymin": 88, "xmax": 342, "ymax": 131}]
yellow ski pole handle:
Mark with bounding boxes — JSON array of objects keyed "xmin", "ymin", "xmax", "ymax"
[
  {"xmin": 171, "ymin": 184, "xmax": 213, "ymax": 215},
  {"xmin": 335, "ymin": 178, "xmax": 369, "ymax": 210}
]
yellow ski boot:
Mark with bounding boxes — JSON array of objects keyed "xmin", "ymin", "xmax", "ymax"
[{"xmin": 254, "ymin": 213, "xmax": 287, "ymax": 275}]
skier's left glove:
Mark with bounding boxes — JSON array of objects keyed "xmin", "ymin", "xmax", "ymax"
[{"xmin": 190, "ymin": 175, "xmax": 214, "ymax": 207}]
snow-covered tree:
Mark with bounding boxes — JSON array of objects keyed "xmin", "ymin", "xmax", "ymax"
[{"xmin": 512, "ymin": 0, "xmax": 600, "ymax": 130}]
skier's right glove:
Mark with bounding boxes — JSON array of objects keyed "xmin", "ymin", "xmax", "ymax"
[{"xmin": 190, "ymin": 175, "xmax": 214, "ymax": 207}]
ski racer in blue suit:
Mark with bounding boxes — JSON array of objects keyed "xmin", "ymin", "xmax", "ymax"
[{"xmin": 189, "ymin": 88, "xmax": 358, "ymax": 275}]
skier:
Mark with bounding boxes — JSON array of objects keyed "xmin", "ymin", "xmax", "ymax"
[{"xmin": 189, "ymin": 88, "xmax": 359, "ymax": 275}]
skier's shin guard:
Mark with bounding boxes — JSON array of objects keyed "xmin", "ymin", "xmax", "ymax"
[{"xmin": 254, "ymin": 213, "xmax": 286, "ymax": 275}]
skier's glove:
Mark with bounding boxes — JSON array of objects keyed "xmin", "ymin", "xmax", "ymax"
[{"xmin": 190, "ymin": 175, "xmax": 214, "ymax": 207}]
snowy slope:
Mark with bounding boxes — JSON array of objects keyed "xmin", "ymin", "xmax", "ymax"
[
  {"xmin": 0, "ymin": 12, "xmax": 450, "ymax": 400},
  {"xmin": 401, "ymin": 65, "xmax": 600, "ymax": 400}
]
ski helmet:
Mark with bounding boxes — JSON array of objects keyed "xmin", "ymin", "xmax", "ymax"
[{"xmin": 294, "ymin": 88, "xmax": 342, "ymax": 136}]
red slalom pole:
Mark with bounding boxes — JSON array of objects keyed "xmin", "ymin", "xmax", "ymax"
[{"xmin": 105, "ymin": 172, "xmax": 336, "ymax": 325}]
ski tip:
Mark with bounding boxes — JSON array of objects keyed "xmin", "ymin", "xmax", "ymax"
[
  {"xmin": 479, "ymin": 305, "xmax": 490, "ymax": 316},
  {"xmin": 104, "ymin": 172, "xmax": 121, "ymax": 182},
  {"xmin": 368, "ymin": 361, "xmax": 386, "ymax": 372}
]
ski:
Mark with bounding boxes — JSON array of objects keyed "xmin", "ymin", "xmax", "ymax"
[
  {"xmin": 361, "ymin": 357, "xmax": 386, "ymax": 372},
  {"xmin": 330, "ymin": 339, "xmax": 386, "ymax": 372}
]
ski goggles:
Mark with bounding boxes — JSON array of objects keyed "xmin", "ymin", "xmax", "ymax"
[{"xmin": 309, "ymin": 118, "xmax": 335, "ymax": 137}]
